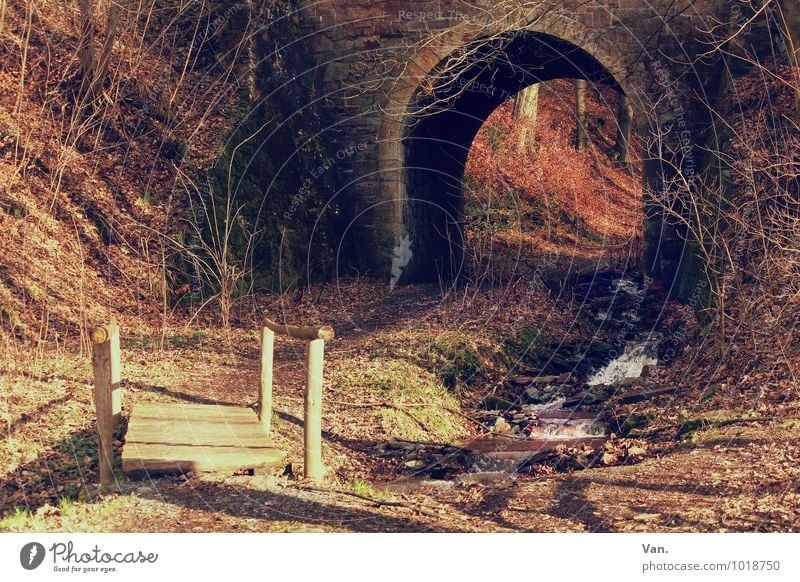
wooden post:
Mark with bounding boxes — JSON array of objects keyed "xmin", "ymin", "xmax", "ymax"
[
  {"xmin": 304, "ymin": 338, "xmax": 325, "ymax": 482},
  {"xmin": 90, "ymin": 321, "xmax": 122, "ymax": 426},
  {"xmin": 90, "ymin": 321, "xmax": 120, "ymax": 487},
  {"xmin": 263, "ymin": 318, "xmax": 333, "ymax": 482},
  {"xmin": 109, "ymin": 322, "xmax": 121, "ymax": 425},
  {"xmin": 259, "ymin": 326, "xmax": 274, "ymax": 434}
]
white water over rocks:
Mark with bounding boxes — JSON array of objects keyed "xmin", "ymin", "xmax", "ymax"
[
  {"xmin": 612, "ymin": 278, "xmax": 645, "ymax": 297},
  {"xmin": 587, "ymin": 338, "xmax": 658, "ymax": 386}
]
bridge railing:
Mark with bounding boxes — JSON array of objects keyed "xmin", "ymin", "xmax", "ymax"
[
  {"xmin": 260, "ymin": 319, "xmax": 335, "ymax": 483},
  {"xmin": 89, "ymin": 321, "xmax": 123, "ymax": 486}
]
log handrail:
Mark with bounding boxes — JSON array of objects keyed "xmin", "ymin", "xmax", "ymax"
[{"xmin": 263, "ymin": 318, "xmax": 335, "ymax": 341}]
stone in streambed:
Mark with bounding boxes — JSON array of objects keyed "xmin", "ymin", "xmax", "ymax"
[
  {"xmin": 509, "ymin": 375, "xmax": 535, "ymax": 386},
  {"xmin": 492, "ymin": 417, "xmax": 512, "ymax": 434},
  {"xmin": 482, "ymin": 395, "xmax": 515, "ymax": 410},
  {"xmin": 588, "ymin": 340, "xmax": 615, "ymax": 354},
  {"xmin": 610, "ymin": 376, "xmax": 645, "ymax": 388},
  {"xmin": 524, "ymin": 387, "xmax": 545, "ymax": 403},
  {"xmin": 618, "ymin": 385, "xmax": 678, "ymax": 404},
  {"xmin": 562, "ymin": 393, "xmax": 586, "ymax": 408},
  {"xmin": 620, "ymin": 413, "xmax": 653, "ymax": 436},
  {"xmin": 387, "ymin": 439, "xmax": 417, "ymax": 451},
  {"xmin": 529, "ymin": 375, "xmax": 560, "ymax": 385}
]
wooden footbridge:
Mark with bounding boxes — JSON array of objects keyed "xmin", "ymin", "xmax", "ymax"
[{"xmin": 89, "ymin": 319, "xmax": 334, "ymax": 484}]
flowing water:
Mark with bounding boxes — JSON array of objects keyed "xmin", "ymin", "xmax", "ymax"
[
  {"xmin": 385, "ymin": 276, "xmax": 664, "ymax": 487},
  {"xmin": 586, "ymin": 336, "xmax": 659, "ymax": 386},
  {"xmin": 465, "ymin": 277, "xmax": 660, "ymax": 468}
]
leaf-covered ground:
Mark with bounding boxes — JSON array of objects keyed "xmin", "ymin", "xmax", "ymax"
[{"xmin": 2, "ymin": 279, "xmax": 798, "ymax": 533}]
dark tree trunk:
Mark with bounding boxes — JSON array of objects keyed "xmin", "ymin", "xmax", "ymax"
[
  {"xmin": 613, "ymin": 94, "xmax": 634, "ymax": 166},
  {"xmin": 777, "ymin": 0, "xmax": 800, "ymax": 120}
]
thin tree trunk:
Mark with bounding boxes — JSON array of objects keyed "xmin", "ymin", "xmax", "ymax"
[
  {"xmin": 777, "ymin": 0, "xmax": 800, "ymax": 121},
  {"xmin": 77, "ymin": 0, "xmax": 96, "ymax": 92},
  {"xmin": 92, "ymin": 2, "xmax": 120, "ymax": 95},
  {"xmin": 613, "ymin": 93, "xmax": 634, "ymax": 165},
  {"xmin": 513, "ymin": 83, "xmax": 540, "ymax": 151},
  {"xmin": 1, "ymin": 0, "xmax": 8, "ymax": 36},
  {"xmin": 77, "ymin": 0, "xmax": 120, "ymax": 97},
  {"xmin": 574, "ymin": 79, "xmax": 588, "ymax": 151}
]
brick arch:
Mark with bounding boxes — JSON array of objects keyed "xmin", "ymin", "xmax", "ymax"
[
  {"xmin": 304, "ymin": 1, "xmax": 728, "ymax": 293},
  {"xmin": 378, "ymin": 28, "xmax": 643, "ymax": 283}
]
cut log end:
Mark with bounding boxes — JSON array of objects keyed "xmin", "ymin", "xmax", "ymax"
[
  {"xmin": 90, "ymin": 325, "xmax": 110, "ymax": 344},
  {"xmin": 317, "ymin": 326, "xmax": 335, "ymax": 341}
]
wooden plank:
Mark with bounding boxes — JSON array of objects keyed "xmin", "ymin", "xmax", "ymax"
[
  {"xmin": 133, "ymin": 402, "xmax": 255, "ymax": 418},
  {"xmin": 126, "ymin": 404, "xmax": 268, "ymax": 439},
  {"xmin": 122, "ymin": 443, "xmax": 285, "ymax": 475},
  {"xmin": 128, "ymin": 415, "xmax": 258, "ymax": 437},
  {"xmin": 132, "ymin": 406, "xmax": 258, "ymax": 426},
  {"xmin": 126, "ymin": 428, "xmax": 275, "ymax": 448},
  {"xmin": 131, "ymin": 411, "xmax": 257, "ymax": 425},
  {"xmin": 126, "ymin": 431, "xmax": 275, "ymax": 448},
  {"xmin": 122, "ymin": 402, "xmax": 286, "ymax": 477},
  {"xmin": 126, "ymin": 415, "xmax": 270, "ymax": 433}
]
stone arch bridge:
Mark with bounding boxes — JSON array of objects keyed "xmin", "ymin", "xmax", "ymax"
[{"xmin": 271, "ymin": 0, "xmax": 759, "ymax": 295}]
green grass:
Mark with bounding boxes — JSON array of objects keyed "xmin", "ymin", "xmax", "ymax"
[
  {"xmin": 698, "ymin": 383, "xmax": 722, "ymax": 403},
  {"xmin": 375, "ymin": 330, "xmax": 494, "ymax": 390},
  {"xmin": 0, "ymin": 493, "xmax": 141, "ymax": 533},
  {"xmin": 429, "ymin": 336, "xmax": 481, "ymax": 390},
  {"xmin": 0, "ymin": 507, "xmax": 37, "ymax": 532},
  {"xmin": 165, "ymin": 330, "xmax": 206, "ymax": 348},
  {"xmin": 675, "ymin": 409, "xmax": 755, "ymax": 438},
  {"xmin": 123, "ymin": 330, "xmax": 207, "ymax": 350},
  {"xmin": 335, "ymin": 359, "xmax": 467, "ymax": 442},
  {"xmin": 350, "ymin": 479, "xmax": 378, "ymax": 498}
]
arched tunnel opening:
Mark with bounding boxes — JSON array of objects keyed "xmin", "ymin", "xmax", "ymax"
[{"xmin": 400, "ymin": 30, "xmax": 633, "ymax": 284}]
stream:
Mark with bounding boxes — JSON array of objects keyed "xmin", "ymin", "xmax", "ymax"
[{"xmin": 382, "ymin": 273, "xmax": 667, "ymax": 490}]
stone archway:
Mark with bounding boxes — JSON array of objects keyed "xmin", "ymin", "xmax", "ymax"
[
  {"xmin": 397, "ymin": 30, "xmax": 629, "ymax": 283},
  {"xmin": 303, "ymin": 1, "xmax": 729, "ymax": 295}
]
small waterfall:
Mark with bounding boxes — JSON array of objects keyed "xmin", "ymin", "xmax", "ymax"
[{"xmin": 587, "ymin": 339, "xmax": 658, "ymax": 386}]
